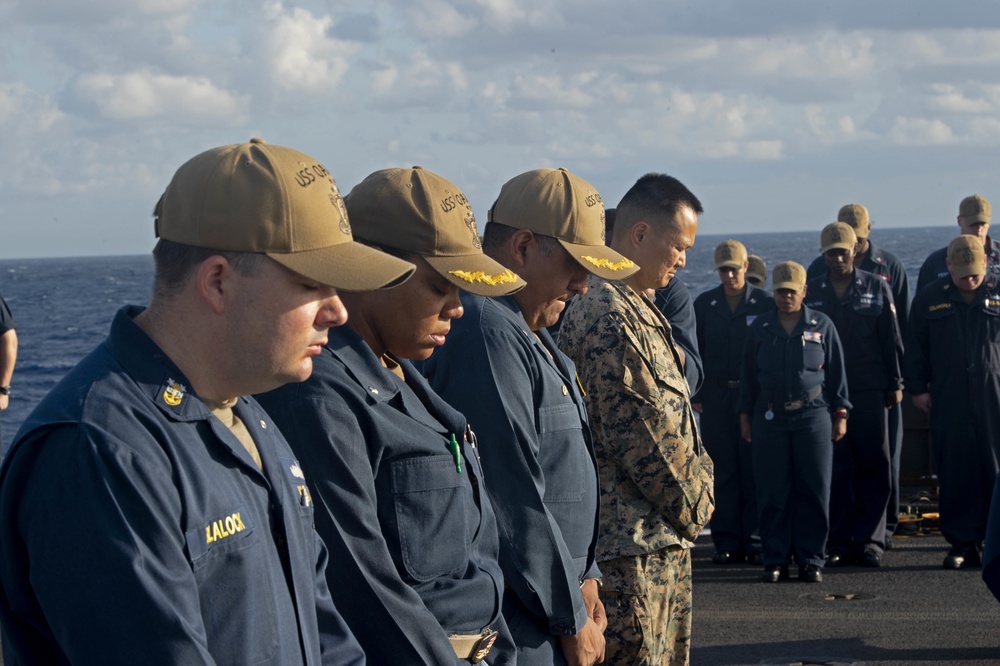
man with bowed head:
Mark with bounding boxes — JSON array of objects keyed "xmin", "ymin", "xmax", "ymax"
[
  {"xmin": 805, "ymin": 222, "xmax": 903, "ymax": 569},
  {"xmin": 0, "ymin": 139, "xmax": 416, "ymax": 664},
  {"xmin": 907, "ymin": 235, "xmax": 1000, "ymax": 570},
  {"xmin": 560, "ymin": 173, "xmax": 715, "ymax": 666},
  {"xmin": 693, "ymin": 239, "xmax": 773, "ymax": 566},
  {"xmin": 424, "ymin": 167, "xmax": 623, "ymax": 666}
]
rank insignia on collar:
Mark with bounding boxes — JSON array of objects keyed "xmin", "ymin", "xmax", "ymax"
[
  {"xmin": 162, "ymin": 379, "xmax": 186, "ymax": 406},
  {"xmin": 710, "ymin": 299, "xmax": 717, "ymax": 306},
  {"xmin": 290, "ymin": 463, "xmax": 305, "ymax": 480}
]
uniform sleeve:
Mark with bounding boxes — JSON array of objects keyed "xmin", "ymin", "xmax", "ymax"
[
  {"xmin": 903, "ymin": 292, "xmax": 932, "ymax": 395},
  {"xmin": 806, "ymin": 255, "xmax": 826, "ymax": 282},
  {"xmin": 691, "ymin": 293, "xmax": 708, "ymax": 403},
  {"xmin": 427, "ymin": 327, "xmax": 590, "ymax": 637},
  {"xmin": 576, "ymin": 312, "xmax": 713, "ymax": 541},
  {"xmin": 739, "ymin": 323, "xmax": 761, "ymax": 414},
  {"xmin": 0, "ymin": 295, "xmax": 14, "ymax": 335},
  {"xmin": 267, "ymin": 392, "xmax": 469, "ymax": 666},
  {"xmin": 1, "ymin": 425, "xmax": 219, "ymax": 665},
  {"xmin": 655, "ymin": 281, "xmax": 704, "ymax": 395},
  {"xmin": 916, "ymin": 254, "xmax": 939, "ymax": 293},
  {"xmin": 313, "ymin": 535, "xmax": 366, "ymax": 665},
  {"xmin": 890, "ymin": 261, "xmax": 911, "ymax": 337},
  {"xmin": 822, "ymin": 322, "xmax": 851, "ymax": 411},
  {"xmin": 878, "ymin": 282, "xmax": 904, "ymax": 390}
]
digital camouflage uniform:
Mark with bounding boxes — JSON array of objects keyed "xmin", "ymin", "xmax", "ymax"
[{"xmin": 560, "ymin": 276, "xmax": 714, "ymax": 666}]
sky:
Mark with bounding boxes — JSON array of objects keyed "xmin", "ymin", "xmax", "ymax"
[{"xmin": 3, "ymin": 0, "xmax": 1000, "ymax": 258}]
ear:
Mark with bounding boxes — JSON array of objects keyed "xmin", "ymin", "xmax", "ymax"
[
  {"xmin": 630, "ymin": 221, "xmax": 650, "ymax": 249},
  {"xmin": 801, "ymin": 284, "xmax": 809, "ymax": 298},
  {"xmin": 194, "ymin": 255, "xmax": 232, "ymax": 315},
  {"xmin": 741, "ymin": 261, "xmax": 749, "ymax": 271},
  {"xmin": 508, "ymin": 229, "xmax": 535, "ymax": 270}
]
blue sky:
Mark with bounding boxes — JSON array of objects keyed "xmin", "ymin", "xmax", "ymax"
[{"xmin": 3, "ymin": 0, "xmax": 1000, "ymax": 258}]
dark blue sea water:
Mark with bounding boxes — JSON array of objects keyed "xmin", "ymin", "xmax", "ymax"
[{"xmin": 0, "ymin": 225, "xmax": 957, "ymax": 451}]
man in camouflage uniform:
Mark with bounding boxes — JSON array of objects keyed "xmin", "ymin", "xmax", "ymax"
[{"xmin": 560, "ymin": 173, "xmax": 715, "ymax": 666}]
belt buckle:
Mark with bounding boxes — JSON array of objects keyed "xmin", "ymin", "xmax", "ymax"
[
  {"xmin": 471, "ymin": 630, "xmax": 498, "ymax": 664},
  {"xmin": 783, "ymin": 399, "xmax": 803, "ymax": 411}
]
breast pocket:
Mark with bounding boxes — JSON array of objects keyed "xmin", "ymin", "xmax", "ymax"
[
  {"xmin": 802, "ymin": 339, "xmax": 824, "ymax": 371},
  {"xmin": 185, "ymin": 507, "xmax": 279, "ymax": 664},
  {"xmin": 538, "ymin": 403, "xmax": 586, "ymax": 502},
  {"xmin": 390, "ymin": 454, "xmax": 470, "ymax": 581}
]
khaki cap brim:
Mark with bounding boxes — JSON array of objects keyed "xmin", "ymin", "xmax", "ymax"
[
  {"xmin": 558, "ymin": 239, "xmax": 639, "ymax": 280},
  {"xmin": 772, "ymin": 280, "xmax": 804, "ymax": 292},
  {"xmin": 268, "ymin": 243, "xmax": 415, "ymax": 292},
  {"xmin": 425, "ymin": 254, "xmax": 526, "ymax": 297},
  {"xmin": 821, "ymin": 240, "xmax": 856, "ymax": 255},
  {"xmin": 963, "ymin": 215, "xmax": 991, "ymax": 225},
  {"xmin": 950, "ymin": 263, "xmax": 986, "ymax": 279}
]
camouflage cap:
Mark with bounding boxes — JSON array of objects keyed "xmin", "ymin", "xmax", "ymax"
[
  {"xmin": 488, "ymin": 168, "xmax": 639, "ymax": 280},
  {"xmin": 772, "ymin": 261, "xmax": 806, "ymax": 292},
  {"xmin": 714, "ymin": 239, "xmax": 748, "ymax": 270},
  {"xmin": 959, "ymin": 194, "xmax": 991, "ymax": 224},
  {"xmin": 947, "ymin": 235, "xmax": 986, "ymax": 279},
  {"xmin": 837, "ymin": 204, "xmax": 870, "ymax": 239},
  {"xmin": 345, "ymin": 167, "xmax": 525, "ymax": 297},
  {"xmin": 820, "ymin": 221, "xmax": 857, "ymax": 255}
]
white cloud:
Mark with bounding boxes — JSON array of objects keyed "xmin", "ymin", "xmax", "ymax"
[
  {"xmin": 405, "ymin": 0, "xmax": 477, "ymax": 39},
  {"xmin": 928, "ymin": 83, "xmax": 995, "ymax": 114},
  {"xmin": 0, "ymin": 83, "xmax": 63, "ymax": 131},
  {"xmin": 365, "ymin": 51, "xmax": 470, "ymax": 107},
  {"xmin": 508, "ymin": 73, "xmax": 596, "ymax": 110},
  {"xmin": 266, "ymin": 4, "xmax": 361, "ymax": 92},
  {"xmin": 74, "ymin": 71, "xmax": 247, "ymax": 122},
  {"xmin": 889, "ymin": 117, "xmax": 954, "ymax": 146}
]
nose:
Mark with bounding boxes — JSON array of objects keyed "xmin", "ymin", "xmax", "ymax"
[
  {"xmin": 443, "ymin": 289, "xmax": 464, "ymax": 320},
  {"xmin": 676, "ymin": 250, "xmax": 687, "ymax": 269},
  {"xmin": 569, "ymin": 268, "xmax": 590, "ymax": 296},
  {"xmin": 317, "ymin": 290, "xmax": 349, "ymax": 329}
]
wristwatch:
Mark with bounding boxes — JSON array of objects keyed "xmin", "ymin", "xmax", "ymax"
[{"xmin": 0, "ymin": 386, "xmax": 11, "ymax": 396}]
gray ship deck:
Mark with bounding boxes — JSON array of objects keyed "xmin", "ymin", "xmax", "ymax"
[{"xmin": 691, "ymin": 532, "xmax": 1000, "ymax": 665}]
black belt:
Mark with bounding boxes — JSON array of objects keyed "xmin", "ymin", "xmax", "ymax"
[
  {"xmin": 764, "ymin": 385, "xmax": 823, "ymax": 412},
  {"xmin": 706, "ymin": 377, "xmax": 741, "ymax": 389}
]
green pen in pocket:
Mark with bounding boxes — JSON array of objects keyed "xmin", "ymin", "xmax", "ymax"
[{"xmin": 449, "ymin": 434, "xmax": 463, "ymax": 474}]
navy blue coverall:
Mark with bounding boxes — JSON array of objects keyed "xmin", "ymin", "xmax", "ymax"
[
  {"xmin": 740, "ymin": 306, "xmax": 850, "ymax": 568},
  {"xmin": 423, "ymin": 294, "xmax": 601, "ymax": 666},
  {"xmin": 693, "ymin": 283, "xmax": 774, "ymax": 558},
  {"xmin": 808, "ymin": 238, "xmax": 910, "ymax": 539},
  {"xmin": 806, "ymin": 269, "xmax": 903, "ymax": 557},
  {"xmin": 654, "ymin": 277, "xmax": 704, "ymax": 395},
  {"xmin": 256, "ymin": 324, "xmax": 511, "ymax": 666},
  {"xmin": 905, "ymin": 276, "xmax": 1000, "ymax": 549},
  {"xmin": 0, "ymin": 307, "xmax": 364, "ymax": 666}
]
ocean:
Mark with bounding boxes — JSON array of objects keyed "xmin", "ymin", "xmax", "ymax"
[{"xmin": 0, "ymin": 225, "xmax": 958, "ymax": 451}]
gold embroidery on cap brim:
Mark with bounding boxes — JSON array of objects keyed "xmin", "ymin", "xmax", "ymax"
[
  {"xmin": 581, "ymin": 256, "xmax": 635, "ymax": 271},
  {"xmin": 448, "ymin": 269, "xmax": 520, "ymax": 286}
]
